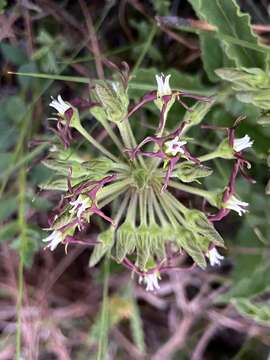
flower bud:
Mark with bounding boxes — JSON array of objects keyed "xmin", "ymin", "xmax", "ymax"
[
  {"xmin": 91, "ymin": 81, "xmax": 129, "ymax": 123},
  {"xmin": 174, "ymin": 162, "xmax": 212, "ymax": 183}
]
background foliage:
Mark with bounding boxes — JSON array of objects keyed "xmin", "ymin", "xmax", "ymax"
[{"xmin": 1, "ymin": 0, "xmax": 270, "ymax": 359}]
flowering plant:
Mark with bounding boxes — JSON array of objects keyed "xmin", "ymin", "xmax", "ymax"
[{"xmin": 42, "ymin": 65, "xmax": 254, "ymax": 291}]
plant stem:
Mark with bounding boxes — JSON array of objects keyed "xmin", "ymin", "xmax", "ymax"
[
  {"xmin": 97, "ymin": 117, "xmax": 125, "ymax": 154},
  {"xmin": 168, "ymin": 180, "xmax": 213, "ymax": 202},
  {"xmin": 198, "ymin": 150, "xmax": 220, "ymax": 162},
  {"xmin": 75, "ymin": 123, "xmax": 120, "ymax": 162},
  {"xmin": 132, "ymin": 24, "xmax": 157, "ymax": 75},
  {"xmin": 96, "ymin": 254, "xmax": 110, "ymax": 360},
  {"xmin": 16, "ymin": 167, "xmax": 27, "ymax": 360}
]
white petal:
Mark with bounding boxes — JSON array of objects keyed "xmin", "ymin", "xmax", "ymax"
[
  {"xmin": 233, "ymin": 135, "xmax": 254, "ymax": 152},
  {"xmin": 49, "ymin": 95, "xmax": 71, "ymax": 116},
  {"xmin": 156, "ymin": 74, "xmax": 172, "ymax": 97},
  {"xmin": 43, "ymin": 230, "xmax": 63, "ymax": 251},
  {"xmin": 208, "ymin": 247, "xmax": 224, "ymax": 267}
]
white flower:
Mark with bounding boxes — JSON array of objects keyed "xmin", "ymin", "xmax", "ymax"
[
  {"xmin": 49, "ymin": 95, "xmax": 71, "ymax": 116},
  {"xmin": 225, "ymin": 195, "xmax": 249, "ymax": 216},
  {"xmin": 164, "ymin": 136, "xmax": 187, "ymax": 156},
  {"xmin": 139, "ymin": 272, "xmax": 161, "ymax": 292},
  {"xmin": 69, "ymin": 195, "xmax": 91, "ymax": 218},
  {"xmin": 43, "ymin": 230, "xmax": 63, "ymax": 251},
  {"xmin": 233, "ymin": 135, "xmax": 253, "ymax": 153},
  {"xmin": 156, "ymin": 74, "xmax": 172, "ymax": 97},
  {"xmin": 208, "ymin": 247, "xmax": 224, "ymax": 267}
]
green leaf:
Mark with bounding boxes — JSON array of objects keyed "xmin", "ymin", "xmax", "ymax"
[
  {"xmin": 188, "ymin": 0, "xmax": 267, "ymax": 69},
  {"xmin": 1, "ymin": 42, "xmax": 28, "ymax": 66},
  {"xmin": 218, "ymin": 262, "xmax": 270, "ymax": 303},
  {"xmin": 232, "ymin": 298, "xmax": 270, "ymax": 327},
  {"xmin": 199, "ymin": 33, "xmax": 234, "ymax": 82}
]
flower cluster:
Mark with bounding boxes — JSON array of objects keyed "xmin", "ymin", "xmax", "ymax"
[{"xmin": 42, "ymin": 66, "xmax": 254, "ymax": 291}]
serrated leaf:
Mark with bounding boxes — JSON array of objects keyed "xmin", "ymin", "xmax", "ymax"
[
  {"xmin": 188, "ymin": 0, "xmax": 266, "ymax": 69},
  {"xmin": 218, "ymin": 262, "xmax": 270, "ymax": 303},
  {"xmin": 200, "ymin": 34, "xmax": 233, "ymax": 82},
  {"xmin": 232, "ymin": 298, "xmax": 270, "ymax": 327}
]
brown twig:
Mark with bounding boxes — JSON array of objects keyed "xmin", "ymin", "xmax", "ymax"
[{"xmin": 79, "ymin": 0, "xmax": 104, "ymax": 79}]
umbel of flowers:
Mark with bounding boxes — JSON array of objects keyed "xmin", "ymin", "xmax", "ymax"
[{"xmin": 42, "ymin": 64, "xmax": 254, "ymax": 291}]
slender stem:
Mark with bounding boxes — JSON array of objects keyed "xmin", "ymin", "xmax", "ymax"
[
  {"xmin": 97, "ymin": 117, "xmax": 125, "ymax": 154},
  {"xmin": 132, "ymin": 24, "xmax": 157, "ymax": 75},
  {"xmin": 198, "ymin": 150, "xmax": 220, "ymax": 162},
  {"xmin": 114, "ymin": 192, "xmax": 130, "ymax": 226},
  {"xmin": 96, "ymin": 254, "xmax": 110, "ymax": 360},
  {"xmin": 126, "ymin": 191, "xmax": 138, "ymax": 225},
  {"xmin": 75, "ymin": 123, "xmax": 120, "ymax": 162},
  {"xmin": 165, "ymin": 191, "xmax": 188, "ymax": 216},
  {"xmin": 162, "ymin": 192, "xmax": 186, "ymax": 223},
  {"xmin": 16, "ymin": 168, "xmax": 27, "ymax": 360},
  {"xmin": 168, "ymin": 180, "xmax": 213, "ymax": 202},
  {"xmin": 151, "ymin": 189, "xmax": 168, "ymax": 227},
  {"xmin": 154, "ymin": 187, "xmax": 179, "ymax": 228},
  {"xmin": 97, "ymin": 178, "xmax": 132, "ymax": 201}
]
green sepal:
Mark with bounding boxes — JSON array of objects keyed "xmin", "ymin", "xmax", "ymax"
[
  {"xmin": 89, "ymin": 227, "xmax": 115, "ymax": 267},
  {"xmin": 116, "ymin": 222, "xmax": 137, "ymax": 262},
  {"xmin": 174, "ymin": 226, "xmax": 207, "ymax": 269},
  {"xmin": 174, "ymin": 162, "xmax": 213, "ymax": 183},
  {"xmin": 90, "ymin": 81, "xmax": 129, "ymax": 123}
]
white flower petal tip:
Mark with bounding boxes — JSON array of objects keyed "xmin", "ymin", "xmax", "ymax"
[
  {"xmin": 208, "ymin": 247, "xmax": 224, "ymax": 267},
  {"xmin": 233, "ymin": 135, "xmax": 254, "ymax": 153},
  {"xmin": 139, "ymin": 272, "xmax": 161, "ymax": 292},
  {"xmin": 164, "ymin": 136, "xmax": 187, "ymax": 156},
  {"xmin": 155, "ymin": 74, "xmax": 172, "ymax": 97},
  {"xmin": 225, "ymin": 195, "xmax": 249, "ymax": 216},
  {"xmin": 69, "ymin": 195, "xmax": 90, "ymax": 219},
  {"xmin": 49, "ymin": 95, "xmax": 71, "ymax": 116},
  {"xmin": 43, "ymin": 230, "xmax": 63, "ymax": 251}
]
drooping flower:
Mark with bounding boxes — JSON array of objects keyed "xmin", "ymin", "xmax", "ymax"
[
  {"xmin": 49, "ymin": 95, "xmax": 71, "ymax": 116},
  {"xmin": 208, "ymin": 247, "xmax": 224, "ymax": 266},
  {"xmin": 139, "ymin": 271, "xmax": 161, "ymax": 292},
  {"xmin": 164, "ymin": 136, "xmax": 187, "ymax": 157},
  {"xmin": 224, "ymin": 195, "xmax": 249, "ymax": 216},
  {"xmin": 233, "ymin": 135, "xmax": 254, "ymax": 153},
  {"xmin": 155, "ymin": 74, "xmax": 172, "ymax": 98},
  {"xmin": 43, "ymin": 230, "xmax": 64, "ymax": 251},
  {"xmin": 69, "ymin": 194, "xmax": 91, "ymax": 219}
]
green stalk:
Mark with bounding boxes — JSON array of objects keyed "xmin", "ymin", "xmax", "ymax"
[
  {"xmin": 151, "ymin": 189, "xmax": 168, "ymax": 228},
  {"xmin": 74, "ymin": 123, "xmax": 120, "ymax": 162},
  {"xmin": 97, "ymin": 117, "xmax": 125, "ymax": 154},
  {"xmin": 154, "ymin": 187, "xmax": 178, "ymax": 228},
  {"xmin": 132, "ymin": 25, "xmax": 157, "ymax": 75},
  {"xmin": 97, "ymin": 178, "xmax": 132, "ymax": 201},
  {"xmin": 168, "ymin": 180, "xmax": 214, "ymax": 202},
  {"xmin": 16, "ymin": 167, "xmax": 27, "ymax": 360},
  {"xmin": 198, "ymin": 150, "xmax": 220, "ymax": 162},
  {"xmin": 96, "ymin": 254, "xmax": 110, "ymax": 360}
]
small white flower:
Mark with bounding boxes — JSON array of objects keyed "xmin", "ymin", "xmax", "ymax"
[
  {"xmin": 69, "ymin": 195, "xmax": 91, "ymax": 219},
  {"xmin": 225, "ymin": 195, "xmax": 249, "ymax": 216},
  {"xmin": 43, "ymin": 230, "xmax": 63, "ymax": 251},
  {"xmin": 208, "ymin": 247, "xmax": 224, "ymax": 267},
  {"xmin": 233, "ymin": 135, "xmax": 254, "ymax": 153},
  {"xmin": 156, "ymin": 74, "xmax": 172, "ymax": 97},
  {"xmin": 49, "ymin": 95, "xmax": 71, "ymax": 116},
  {"xmin": 164, "ymin": 136, "xmax": 187, "ymax": 156},
  {"xmin": 139, "ymin": 272, "xmax": 161, "ymax": 292}
]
